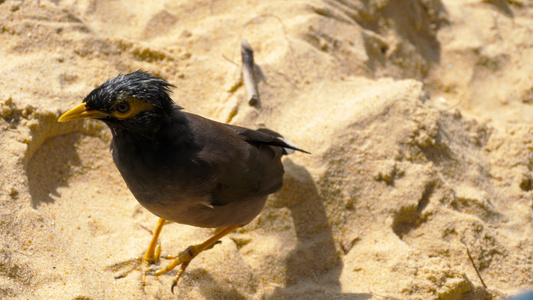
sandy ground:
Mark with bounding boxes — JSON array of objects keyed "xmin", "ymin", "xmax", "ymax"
[{"xmin": 1, "ymin": 0, "xmax": 532, "ymax": 299}]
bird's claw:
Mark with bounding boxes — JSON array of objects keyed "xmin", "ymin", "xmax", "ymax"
[
  {"xmin": 170, "ymin": 263, "xmax": 189, "ymax": 294},
  {"xmin": 151, "ymin": 246, "xmax": 198, "ymax": 293}
]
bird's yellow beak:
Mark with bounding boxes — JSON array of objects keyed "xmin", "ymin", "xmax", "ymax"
[{"xmin": 58, "ymin": 103, "xmax": 108, "ymax": 122}]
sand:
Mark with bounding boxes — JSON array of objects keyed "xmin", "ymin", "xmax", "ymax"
[{"xmin": 1, "ymin": 0, "xmax": 532, "ymax": 299}]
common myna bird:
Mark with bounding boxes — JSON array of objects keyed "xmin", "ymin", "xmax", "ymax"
[{"xmin": 58, "ymin": 71, "xmax": 307, "ymax": 292}]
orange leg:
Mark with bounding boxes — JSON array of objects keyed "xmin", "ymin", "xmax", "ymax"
[
  {"xmin": 154, "ymin": 225, "xmax": 240, "ymax": 293},
  {"xmin": 143, "ymin": 217, "xmax": 166, "ymax": 264}
]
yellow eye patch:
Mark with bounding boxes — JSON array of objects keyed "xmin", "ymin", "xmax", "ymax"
[{"xmin": 111, "ymin": 97, "xmax": 155, "ymax": 120}]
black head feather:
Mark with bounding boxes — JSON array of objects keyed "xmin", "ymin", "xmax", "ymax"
[
  {"xmin": 83, "ymin": 71, "xmax": 180, "ymax": 138},
  {"xmin": 83, "ymin": 70, "xmax": 176, "ymax": 113}
]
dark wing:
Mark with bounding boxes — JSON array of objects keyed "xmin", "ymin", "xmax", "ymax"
[
  {"xmin": 185, "ymin": 114, "xmax": 299, "ymax": 206},
  {"xmin": 225, "ymin": 124, "xmax": 310, "ymax": 154}
]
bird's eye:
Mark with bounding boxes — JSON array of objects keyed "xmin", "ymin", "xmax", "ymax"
[
  {"xmin": 111, "ymin": 98, "xmax": 154, "ymax": 120},
  {"xmin": 116, "ymin": 101, "xmax": 130, "ymax": 113}
]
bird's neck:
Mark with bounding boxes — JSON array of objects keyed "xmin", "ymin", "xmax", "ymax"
[{"xmin": 109, "ymin": 111, "xmax": 193, "ymax": 147}]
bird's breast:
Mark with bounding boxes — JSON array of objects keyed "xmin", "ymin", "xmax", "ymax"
[{"xmin": 111, "ymin": 139, "xmax": 213, "ymax": 211}]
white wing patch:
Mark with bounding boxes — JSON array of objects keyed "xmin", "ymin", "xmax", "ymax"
[{"xmin": 277, "ymin": 137, "xmax": 297, "ymax": 154}]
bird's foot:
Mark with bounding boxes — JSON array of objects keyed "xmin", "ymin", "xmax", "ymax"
[
  {"xmin": 147, "ymin": 245, "xmax": 197, "ymax": 294},
  {"xmin": 143, "ymin": 243, "xmax": 162, "ymax": 266}
]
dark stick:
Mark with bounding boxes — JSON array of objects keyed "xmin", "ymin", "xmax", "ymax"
[
  {"xmin": 465, "ymin": 244, "xmax": 488, "ymax": 288},
  {"xmin": 241, "ymin": 39, "xmax": 259, "ymax": 106}
]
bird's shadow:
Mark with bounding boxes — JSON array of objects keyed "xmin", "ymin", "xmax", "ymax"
[
  {"xmin": 26, "ymin": 132, "xmax": 82, "ymax": 208},
  {"xmin": 185, "ymin": 269, "xmax": 247, "ymax": 300},
  {"xmin": 269, "ymin": 158, "xmax": 371, "ymax": 299}
]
